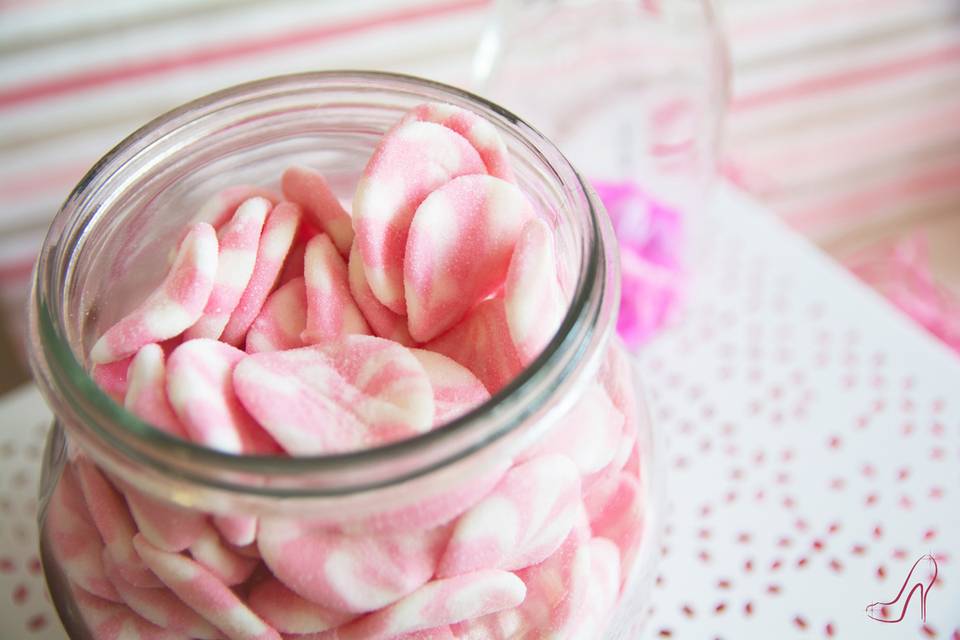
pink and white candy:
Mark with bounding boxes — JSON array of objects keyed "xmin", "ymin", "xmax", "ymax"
[
  {"xmin": 437, "ymin": 454, "xmax": 580, "ymax": 577},
  {"xmin": 234, "ymin": 335, "xmax": 434, "ymax": 455},
  {"xmin": 302, "ymin": 233, "xmax": 370, "ymax": 344},
  {"xmin": 257, "ymin": 517, "xmax": 447, "ymax": 614},
  {"xmin": 282, "ymin": 166, "xmax": 354, "ymax": 257},
  {"xmin": 166, "ymin": 338, "xmax": 278, "ymax": 455},
  {"xmin": 352, "ymin": 120, "xmax": 486, "ymax": 314},
  {"xmin": 74, "ymin": 458, "xmax": 159, "ymax": 588},
  {"xmin": 72, "ymin": 587, "xmax": 188, "ymax": 640},
  {"xmin": 404, "ymin": 174, "xmax": 533, "ymax": 342},
  {"xmin": 505, "ymin": 217, "xmax": 567, "ymax": 365},
  {"xmin": 403, "ymin": 102, "xmax": 514, "ymax": 182},
  {"xmin": 124, "ymin": 343, "xmax": 187, "ymax": 438},
  {"xmin": 328, "ymin": 569, "xmax": 526, "ymax": 640},
  {"xmin": 409, "ymin": 349, "xmax": 489, "ymax": 426},
  {"xmin": 249, "ymin": 577, "xmax": 355, "ymax": 635},
  {"xmin": 184, "ymin": 197, "xmax": 269, "ymax": 340},
  {"xmin": 133, "ymin": 534, "xmax": 282, "ymax": 640},
  {"xmin": 46, "ymin": 465, "xmax": 120, "ymax": 602},
  {"xmin": 103, "ymin": 552, "xmax": 221, "ymax": 639},
  {"xmin": 220, "ymin": 201, "xmax": 302, "ymax": 346},
  {"xmin": 188, "ymin": 524, "xmax": 259, "ymax": 585},
  {"xmin": 91, "ymin": 222, "xmax": 218, "ymax": 364},
  {"xmin": 348, "ymin": 243, "xmax": 414, "ymax": 346},
  {"xmin": 245, "ymin": 276, "xmax": 307, "ymax": 353},
  {"xmin": 426, "ymin": 297, "xmax": 523, "ymax": 395}
]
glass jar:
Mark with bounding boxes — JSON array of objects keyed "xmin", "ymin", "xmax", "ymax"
[{"xmin": 28, "ymin": 71, "xmax": 662, "ymax": 640}]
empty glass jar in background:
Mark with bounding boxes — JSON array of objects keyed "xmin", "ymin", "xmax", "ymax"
[
  {"xmin": 475, "ymin": 0, "xmax": 729, "ymax": 346},
  {"xmin": 29, "ymin": 72, "xmax": 664, "ymax": 639}
]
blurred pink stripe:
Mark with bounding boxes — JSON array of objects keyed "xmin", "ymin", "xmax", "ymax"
[
  {"xmin": 732, "ymin": 100, "xmax": 960, "ymax": 180},
  {"xmin": 0, "ymin": 0, "xmax": 487, "ymax": 110},
  {"xmin": 730, "ymin": 0, "xmax": 906, "ymax": 39},
  {"xmin": 784, "ymin": 159, "xmax": 960, "ymax": 229},
  {"xmin": 734, "ymin": 42, "xmax": 960, "ymax": 111},
  {"xmin": 0, "ymin": 161, "xmax": 88, "ymax": 201}
]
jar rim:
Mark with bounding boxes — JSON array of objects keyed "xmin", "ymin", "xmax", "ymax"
[{"xmin": 29, "ymin": 70, "xmax": 618, "ymax": 496}]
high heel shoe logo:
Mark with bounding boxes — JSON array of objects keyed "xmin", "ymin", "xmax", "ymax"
[{"xmin": 865, "ymin": 554, "xmax": 938, "ymax": 623}]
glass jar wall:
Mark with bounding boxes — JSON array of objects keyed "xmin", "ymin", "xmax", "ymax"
[{"xmin": 29, "ymin": 72, "xmax": 662, "ymax": 640}]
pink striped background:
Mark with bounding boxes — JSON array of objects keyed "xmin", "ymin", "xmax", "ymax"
[{"xmin": 0, "ymin": 0, "xmax": 958, "ymax": 356}]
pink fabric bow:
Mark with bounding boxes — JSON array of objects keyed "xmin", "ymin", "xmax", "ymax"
[{"xmin": 593, "ymin": 180, "xmax": 685, "ymax": 349}]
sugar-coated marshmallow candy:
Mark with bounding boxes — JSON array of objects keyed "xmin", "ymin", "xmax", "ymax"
[
  {"xmin": 352, "ymin": 120, "xmax": 486, "ymax": 314},
  {"xmin": 257, "ymin": 517, "xmax": 447, "ymax": 614},
  {"xmin": 133, "ymin": 534, "xmax": 282, "ymax": 640},
  {"xmin": 437, "ymin": 454, "xmax": 580, "ymax": 577},
  {"xmin": 91, "ymin": 223, "xmax": 218, "ymax": 364},
  {"xmin": 245, "ymin": 276, "xmax": 307, "ymax": 353},
  {"xmin": 167, "ymin": 338, "xmax": 279, "ymax": 454},
  {"xmin": 282, "ymin": 166, "xmax": 354, "ymax": 257},
  {"xmin": 302, "ymin": 233, "xmax": 370, "ymax": 344},
  {"xmin": 505, "ymin": 217, "xmax": 567, "ymax": 365},
  {"xmin": 221, "ymin": 201, "xmax": 302, "ymax": 346},
  {"xmin": 404, "ymin": 174, "xmax": 533, "ymax": 342},
  {"xmin": 185, "ymin": 197, "xmax": 269, "ymax": 340},
  {"xmin": 234, "ymin": 335, "xmax": 434, "ymax": 455}
]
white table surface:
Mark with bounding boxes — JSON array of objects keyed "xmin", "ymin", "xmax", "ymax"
[{"xmin": 1, "ymin": 183, "xmax": 957, "ymax": 639}]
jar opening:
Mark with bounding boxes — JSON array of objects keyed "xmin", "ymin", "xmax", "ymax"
[{"xmin": 29, "ymin": 71, "xmax": 620, "ymax": 496}]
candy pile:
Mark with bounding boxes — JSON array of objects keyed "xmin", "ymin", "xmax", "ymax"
[{"xmin": 46, "ymin": 102, "xmax": 646, "ymax": 639}]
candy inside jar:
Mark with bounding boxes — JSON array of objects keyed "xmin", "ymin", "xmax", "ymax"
[{"xmin": 30, "ymin": 73, "xmax": 659, "ymax": 640}]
